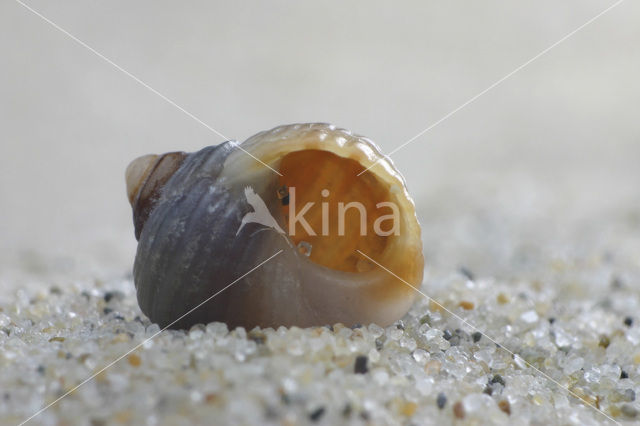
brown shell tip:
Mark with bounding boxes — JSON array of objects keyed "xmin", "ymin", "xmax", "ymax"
[{"xmin": 125, "ymin": 154, "xmax": 159, "ymax": 206}]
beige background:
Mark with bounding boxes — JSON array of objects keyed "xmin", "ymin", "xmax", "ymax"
[{"xmin": 1, "ymin": 1, "xmax": 639, "ymax": 289}]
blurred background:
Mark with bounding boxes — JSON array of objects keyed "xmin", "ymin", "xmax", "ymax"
[{"xmin": 1, "ymin": 0, "xmax": 639, "ymax": 294}]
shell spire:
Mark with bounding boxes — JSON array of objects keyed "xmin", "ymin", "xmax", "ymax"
[
  {"xmin": 125, "ymin": 151, "xmax": 187, "ymax": 239},
  {"xmin": 125, "ymin": 154, "xmax": 159, "ymax": 206}
]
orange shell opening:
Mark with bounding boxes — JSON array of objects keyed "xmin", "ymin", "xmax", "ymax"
[{"xmin": 278, "ymin": 150, "xmax": 397, "ymax": 273}]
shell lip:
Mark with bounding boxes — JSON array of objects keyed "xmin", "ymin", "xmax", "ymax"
[{"xmin": 227, "ymin": 123, "xmax": 425, "ymax": 297}]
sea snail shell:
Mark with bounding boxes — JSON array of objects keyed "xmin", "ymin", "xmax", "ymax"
[{"xmin": 126, "ymin": 123, "xmax": 423, "ymax": 329}]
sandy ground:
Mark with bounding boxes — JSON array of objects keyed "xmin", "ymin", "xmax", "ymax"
[{"xmin": 1, "ymin": 1, "xmax": 640, "ymax": 425}]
